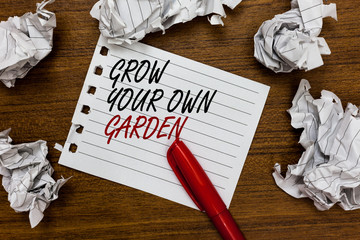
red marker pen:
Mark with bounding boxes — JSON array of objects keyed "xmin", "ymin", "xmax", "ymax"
[{"xmin": 167, "ymin": 139, "xmax": 245, "ymax": 240}]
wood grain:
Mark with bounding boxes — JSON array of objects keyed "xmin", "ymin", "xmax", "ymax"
[{"xmin": 0, "ymin": 0, "xmax": 359, "ymax": 239}]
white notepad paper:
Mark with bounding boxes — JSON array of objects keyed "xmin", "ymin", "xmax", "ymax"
[{"xmin": 59, "ymin": 36, "xmax": 270, "ymax": 209}]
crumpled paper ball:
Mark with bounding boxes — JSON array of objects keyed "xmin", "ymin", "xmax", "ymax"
[
  {"xmin": 254, "ymin": 0, "xmax": 337, "ymax": 73},
  {"xmin": 0, "ymin": 0, "xmax": 56, "ymax": 87},
  {"xmin": 0, "ymin": 128, "xmax": 68, "ymax": 228},
  {"xmin": 273, "ymin": 79, "xmax": 360, "ymax": 211},
  {"xmin": 90, "ymin": 0, "xmax": 242, "ymax": 45}
]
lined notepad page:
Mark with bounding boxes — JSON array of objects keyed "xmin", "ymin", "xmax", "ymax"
[{"xmin": 59, "ymin": 35, "xmax": 270, "ymax": 209}]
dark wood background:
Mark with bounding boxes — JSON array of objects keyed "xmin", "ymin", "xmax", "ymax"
[{"xmin": 0, "ymin": 0, "xmax": 359, "ymax": 239}]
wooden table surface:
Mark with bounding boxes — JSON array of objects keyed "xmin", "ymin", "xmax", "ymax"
[{"xmin": 0, "ymin": 0, "xmax": 359, "ymax": 239}]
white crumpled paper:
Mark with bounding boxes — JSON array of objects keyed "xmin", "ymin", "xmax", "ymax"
[
  {"xmin": 273, "ymin": 79, "xmax": 360, "ymax": 211},
  {"xmin": 90, "ymin": 0, "xmax": 242, "ymax": 45},
  {"xmin": 0, "ymin": 0, "xmax": 56, "ymax": 88},
  {"xmin": 254, "ymin": 0, "xmax": 337, "ymax": 73},
  {"xmin": 0, "ymin": 129, "xmax": 68, "ymax": 228}
]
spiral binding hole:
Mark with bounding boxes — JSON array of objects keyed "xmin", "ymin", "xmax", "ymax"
[
  {"xmin": 69, "ymin": 143, "xmax": 77, "ymax": 153},
  {"xmin": 88, "ymin": 86, "xmax": 96, "ymax": 95},
  {"xmin": 76, "ymin": 125, "xmax": 84, "ymax": 134},
  {"xmin": 81, "ymin": 105, "xmax": 90, "ymax": 114},
  {"xmin": 100, "ymin": 46, "xmax": 108, "ymax": 56},
  {"xmin": 94, "ymin": 66, "xmax": 103, "ymax": 76}
]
